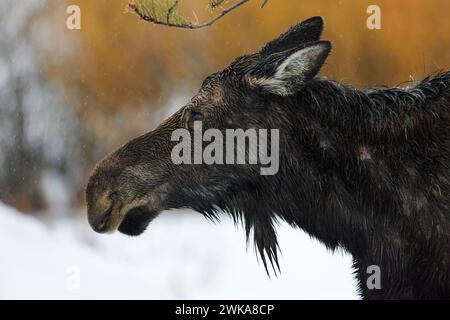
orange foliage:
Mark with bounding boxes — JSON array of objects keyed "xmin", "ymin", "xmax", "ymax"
[{"xmin": 46, "ymin": 0, "xmax": 450, "ymax": 146}]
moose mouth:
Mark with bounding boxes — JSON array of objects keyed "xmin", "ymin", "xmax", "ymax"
[{"xmin": 118, "ymin": 206, "xmax": 158, "ymax": 236}]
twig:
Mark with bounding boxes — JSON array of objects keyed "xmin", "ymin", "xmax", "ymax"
[{"xmin": 129, "ymin": 0, "xmax": 268, "ymax": 30}]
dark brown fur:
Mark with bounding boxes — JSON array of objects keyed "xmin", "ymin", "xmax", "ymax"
[{"xmin": 86, "ymin": 17, "xmax": 450, "ymax": 299}]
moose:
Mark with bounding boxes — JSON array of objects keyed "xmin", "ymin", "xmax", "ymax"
[{"xmin": 86, "ymin": 17, "xmax": 450, "ymax": 299}]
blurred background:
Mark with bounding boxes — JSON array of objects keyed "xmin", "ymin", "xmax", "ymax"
[{"xmin": 0, "ymin": 0, "xmax": 449, "ymax": 299}]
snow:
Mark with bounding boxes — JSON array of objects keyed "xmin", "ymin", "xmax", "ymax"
[{"xmin": 0, "ymin": 202, "xmax": 358, "ymax": 299}]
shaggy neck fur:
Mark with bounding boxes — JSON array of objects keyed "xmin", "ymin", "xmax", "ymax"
[{"xmin": 207, "ymin": 72, "xmax": 450, "ymax": 299}]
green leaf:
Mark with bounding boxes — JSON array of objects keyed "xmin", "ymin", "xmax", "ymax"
[
  {"xmin": 209, "ymin": 0, "xmax": 228, "ymax": 10},
  {"xmin": 130, "ymin": 0, "xmax": 189, "ymax": 25}
]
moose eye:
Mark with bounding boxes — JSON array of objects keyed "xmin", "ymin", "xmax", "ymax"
[
  {"xmin": 187, "ymin": 111, "xmax": 203, "ymax": 129},
  {"xmin": 190, "ymin": 111, "xmax": 203, "ymax": 122},
  {"xmin": 184, "ymin": 109, "xmax": 204, "ymax": 130}
]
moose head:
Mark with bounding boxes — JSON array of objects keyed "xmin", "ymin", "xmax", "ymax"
[
  {"xmin": 86, "ymin": 17, "xmax": 331, "ymax": 270},
  {"xmin": 86, "ymin": 14, "xmax": 450, "ymax": 299}
]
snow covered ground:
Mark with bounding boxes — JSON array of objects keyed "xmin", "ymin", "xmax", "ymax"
[{"xmin": 0, "ymin": 202, "xmax": 358, "ymax": 299}]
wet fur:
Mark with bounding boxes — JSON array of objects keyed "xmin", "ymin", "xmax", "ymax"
[
  {"xmin": 167, "ymin": 72, "xmax": 450, "ymax": 299},
  {"xmin": 86, "ymin": 17, "xmax": 450, "ymax": 299}
]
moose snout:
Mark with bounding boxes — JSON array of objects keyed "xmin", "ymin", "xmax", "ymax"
[{"xmin": 92, "ymin": 206, "xmax": 113, "ymax": 233}]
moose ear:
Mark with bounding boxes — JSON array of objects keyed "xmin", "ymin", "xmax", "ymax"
[
  {"xmin": 260, "ymin": 16, "xmax": 324, "ymax": 56},
  {"xmin": 256, "ymin": 41, "xmax": 331, "ymax": 96}
]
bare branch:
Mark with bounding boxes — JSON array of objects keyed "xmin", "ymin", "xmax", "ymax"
[{"xmin": 128, "ymin": 0, "xmax": 269, "ymax": 30}]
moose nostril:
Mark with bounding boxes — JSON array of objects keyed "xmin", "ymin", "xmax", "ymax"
[{"xmin": 94, "ymin": 207, "xmax": 112, "ymax": 233}]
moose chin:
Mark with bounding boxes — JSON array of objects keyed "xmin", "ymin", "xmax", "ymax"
[{"xmin": 85, "ymin": 16, "xmax": 450, "ymax": 299}]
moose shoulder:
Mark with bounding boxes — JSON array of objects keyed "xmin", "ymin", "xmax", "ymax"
[{"xmin": 85, "ymin": 17, "xmax": 450, "ymax": 299}]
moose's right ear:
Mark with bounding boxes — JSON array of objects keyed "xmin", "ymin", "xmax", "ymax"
[
  {"xmin": 251, "ymin": 41, "xmax": 332, "ymax": 96},
  {"xmin": 260, "ymin": 16, "xmax": 324, "ymax": 56}
]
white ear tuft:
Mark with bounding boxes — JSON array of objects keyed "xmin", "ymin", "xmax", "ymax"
[{"xmin": 260, "ymin": 41, "xmax": 331, "ymax": 96}]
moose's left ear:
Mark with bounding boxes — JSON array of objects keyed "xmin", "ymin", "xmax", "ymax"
[
  {"xmin": 261, "ymin": 16, "xmax": 324, "ymax": 56},
  {"xmin": 255, "ymin": 41, "xmax": 331, "ymax": 96}
]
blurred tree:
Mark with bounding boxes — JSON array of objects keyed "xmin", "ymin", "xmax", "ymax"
[
  {"xmin": 0, "ymin": 1, "xmax": 47, "ymax": 211},
  {"xmin": 0, "ymin": 1, "xmax": 103, "ymax": 212}
]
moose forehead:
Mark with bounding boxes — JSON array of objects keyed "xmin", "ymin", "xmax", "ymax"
[
  {"xmin": 190, "ymin": 73, "xmax": 224, "ymax": 106},
  {"xmin": 189, "ymin": 54, "xmax": 261, "ymax": 107}
]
